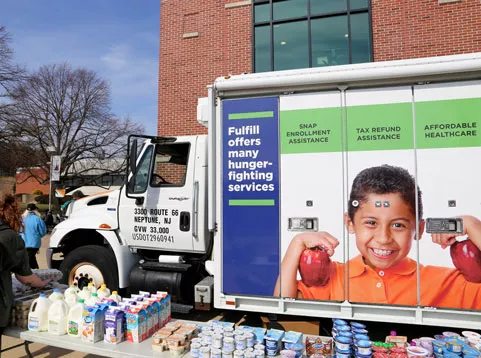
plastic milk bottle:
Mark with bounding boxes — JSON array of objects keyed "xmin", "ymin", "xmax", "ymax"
[
  {"xmin": 48, "ymin": 296, "xmax": 69, "ymax": 335},
  {"xmin": 67, "ymin": 299, "xmax": 85, "ymax": 337},
  {"xmin": 48, "ymin": 288, "xmax": 64, "ymax": 302},
  {"xmin": 88, "ymin": 282, "xmax": 97, "ymax": 294},
  {"xmin": 86, "ymin": 293, "xmax": 101, "ymax": 306},
  {"xmin": 108, "ymin": 291, "xmax": 122, "ymax": 304},
  {"xmin": 78, "ymin": 286, "xmax": 91, "ymax": 301},
  {"xmin": 28, "ymin": 293, "xmax": 51, "ymax": 332},
  {"xmin": 64, "ymin": 285, "xmax": 80, "ymax": 298},
  {"xmin": 97, "ymin": 284, "xmax": 111, "ymax": 299}
]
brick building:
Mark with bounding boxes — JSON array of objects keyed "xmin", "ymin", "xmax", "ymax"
[{"xmin": 158, "ymin": 0, "xmax": 481, "ymax": 136}]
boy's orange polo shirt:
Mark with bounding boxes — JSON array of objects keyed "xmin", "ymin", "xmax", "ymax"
[{"xmin": 296, "ymin": 255, "xmax": 481, "ymax": 310}]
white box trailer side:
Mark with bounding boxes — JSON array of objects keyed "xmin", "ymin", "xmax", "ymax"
[{"xmin": 212, "ymin": 53, "xmax": 481, "ymax": 329}]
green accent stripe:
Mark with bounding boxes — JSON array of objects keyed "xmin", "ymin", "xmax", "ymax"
[
  {"xmin": 229, "ymin": 199, "xmax": 275, "ymax": 206},
  {"xmin": 228, "ymin": 111, "xmax": 274, "ymax": 120}
]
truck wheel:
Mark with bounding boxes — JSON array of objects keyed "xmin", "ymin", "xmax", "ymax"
[{"xmin": 59, "ymin": 245, "xmax": 119, "ymax": 290}]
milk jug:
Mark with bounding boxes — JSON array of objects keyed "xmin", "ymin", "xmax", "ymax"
[
  {"xmin": 86, "ymin": 292, "xmax": 101, "ymax": 306},
  {"xmin": 28, "ymin": 293, "xmax": 51, "ymax": 332},
  {"xmin": 65, "ymin": 292, "xmax": 78, "ymax": 309},
  {"xmin": 48, "ymin": 296, "xmax": 69, "ymax": 335},
  {"xmin": 64, "ymin": 285, "xmax": 80, "ymax": 298},
  {"xmin": 88, "ymin": 282, "xmax": 97, "ymax": 294},
  {"xmin": 78, "ymin": 286, "xmax": 91, "ymax": 301},
  {"xmin": 48, "ymin": 288, "xmax": 64, "ymax": 302},
  {"xmin": 67, "ymin": 299, "xmax": 85, "ymax": 337},
  {"xmin": 108, "ymin": 291, "xmax": 122, "ymax": 304},
  {"xmin": 97, "ymin": 284, "xmax": 111, "ymax": 299}
]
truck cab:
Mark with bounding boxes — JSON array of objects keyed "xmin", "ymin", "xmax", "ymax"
[{"xmin": 48, "ymin": 134, "xmax": 210, "ymax": 303}]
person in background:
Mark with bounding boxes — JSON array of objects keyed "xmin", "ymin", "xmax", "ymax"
[
  {"xmin": 20, "ymin": 203, "xmax": 47, "ymax": 269},
  {"xmin": 44, "ymin": 209, "xmax": 54, "ymax": 232},
  {"xmin": 0, "ymin": 193, "xmax": 50, "ymax": 346},
  {"xmin": 60, "ymin": 190, "xmax": 85, "ymax": 217}
]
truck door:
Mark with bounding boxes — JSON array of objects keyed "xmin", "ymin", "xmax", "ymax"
[{"xmin": 118, "ymin": 138, "xmax": 197, "ymax": 252}]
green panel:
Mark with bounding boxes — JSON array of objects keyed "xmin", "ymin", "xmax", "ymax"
[
  {"xmin": 280, "ymin": 108, "xmax": 342, "ymax": 154},
  {"xmin": 416, "ymin": 98, "xmax": 481, "ymax": 149},
  {"xmin": 347, "ymin": 103, "xmax": 414, "ymax": 151},
  {"xmin": 228, "ymin": 199, "xmax": 275, "ymax": 206},
  {"xmin": 229, "ymin": 111, "xmax": 274, "ymax": 120}
]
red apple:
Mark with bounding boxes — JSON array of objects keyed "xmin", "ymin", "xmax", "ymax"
[
  {"xmin": 450, "ymin": 239, "xmax": 481, "ymax": 283},
  {"xmin": 299, "ymin": 247, "xmax": 331, "ymax": 287}
]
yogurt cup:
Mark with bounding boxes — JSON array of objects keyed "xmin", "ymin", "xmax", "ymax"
[
  {"xmin": 406, "ymin": 346, "xmax": 429, "ymax": 358},
  {"xmin": 351, "ymin": 322, "xmax": 367, "ymax": 330},
  {"xmin": 211, "ymin": 348, "xmax": 222, "ymax": 358},
  {"xmin": 335, "ymin": 336, "xmax": 352, "ymax": 351},
  {"xmin": 463, "ymin": 331, "xmax": 481, "ymax": 339},
  {"xmin": 253, "ymin": 350, "xmax": 265, "ymax": 358}
]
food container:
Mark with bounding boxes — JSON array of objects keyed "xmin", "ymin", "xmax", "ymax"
[
  {"xmin": 235, "ymin": 335, "xmax": 247, "ymax": 350},
  {"xmin": 406, "ymin": 346, "xmax": 429, "ymax": 358},
  {"xmin": 335, "ymin": 336, "xmax": 352, "ymax": 351},
  {"xmin": 253, "ymin": 349, "xmax": 265, "ymax": 358},
  {"xmin": 279, "ymin": 350, "xmax": 296, "ymax": 358},
  {"xmin": 223, "ymin": 337, "xmax": 235, "ymax": 352},
  {"xmin": 432, "ymin": 340, "xmax": 446, "ymax": 354},
  {"xmin": 254, "ymin": 344, "xmax": 265, "ymax": 352},
  {"xmin": 222, "ymin": 350, "xmax": 233, "ymax": 358},
  {"xmin": 463, "ymin": 331, "xmax": 481, "ymax": 339},
  {"xmin": 445, "ymin": 339, "xmax": 463, "ymax": 353},
  {"xmin": 443, "ymin": 332, "xmax": 461, "ymax": 338},
  {"xmin": 333, "ymin": 319, "xmax": 348, "ymax": 326},
  {"xmin": 199, "ymin": 346, "xmax": 211, "ymax": 358},
  {"xmin": 290, "ymin": 343, "xmax": 304, "ymax": 358},
  {"xmin": 233, "ymin": 350, "xmax": 244, "ymax": 358},
  {"xmin": 355, "ymin": 340, "xmax": 372, "ymax": 356},
  {"xmin": 191, "ymin": 343, "xmax": 202, "ymax": 357},
  {"xmin": 211, "ymin": 348, "xmax": 222, "ymax": 358},
  {"xmin": 351, "ymin": 322, "xmax": 367, "ymax": 330}
]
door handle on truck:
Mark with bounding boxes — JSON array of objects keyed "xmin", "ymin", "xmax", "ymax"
[
  {"xmin": 193, "ymin": 180, "xmax": 199, "ymax": 238},
  {"xmin": 180, "ymin": 211, "xmax": 190, "ymax": 232}
]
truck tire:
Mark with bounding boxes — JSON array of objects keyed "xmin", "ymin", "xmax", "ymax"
[{"xmin": 59, "ymin": 245, "xmax": 119, "ymax": 290}]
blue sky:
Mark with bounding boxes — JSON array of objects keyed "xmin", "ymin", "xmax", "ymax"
[{"xmin": 2, "ymin": 0, "xmax": 160, "ymax": 135}]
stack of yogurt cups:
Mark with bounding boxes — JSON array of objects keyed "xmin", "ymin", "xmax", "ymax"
[
  {"xmin": 191, "ymin": 322, "xmax": 265, "ymax": 358},
  {"xmin": 332, "ymin": 319, "xmax": 373, "ymax": 358}
]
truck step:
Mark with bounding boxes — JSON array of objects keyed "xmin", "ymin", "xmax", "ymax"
[
  {"xmin": 139, "ymin": 260, "xmax": 192, "ymax": 272},
  {"xmin": 171, "ymin": 302, "xmax": 193, "ymax": 314}
]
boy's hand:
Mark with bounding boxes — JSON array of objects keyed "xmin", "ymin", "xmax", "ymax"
[{"xmin": 292, "ymin": 231, "xmax": 339, "ymax": 256}]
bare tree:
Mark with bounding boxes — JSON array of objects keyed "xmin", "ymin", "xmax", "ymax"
[
  {"xmin": 9, "ymin": 63, "xmax": 144, "ymax": 183},
  {"xmin": 0, "ymin": 25, "xmax": 25, "ymax": 142}
]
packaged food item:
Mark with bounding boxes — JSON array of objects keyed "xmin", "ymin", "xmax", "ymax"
[
  {"xmin": 305, "ymin": 335, "xmax": 332, "ymax": 357},
  {"xmin": 82, "ymin": 306, "xmax": 104, "ymax": 342},
  {"xmin": 104, "ymin": 306, "xmax": 124, "ymax": 344},
  {"xmin": 386, "ymin": 335, "xmax": 408, "ymax": 348}
]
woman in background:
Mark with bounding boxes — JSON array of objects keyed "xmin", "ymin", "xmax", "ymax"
[{"xmin": 0, "ymin": 194, "xmax": 49, "ymax": 347}]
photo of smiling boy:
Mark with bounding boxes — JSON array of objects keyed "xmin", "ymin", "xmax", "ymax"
[{"xmin": 274, "ymin": 165, "xmax": 481, "ymax": 309}]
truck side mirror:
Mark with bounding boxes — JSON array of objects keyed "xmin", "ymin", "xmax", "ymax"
[{"xmin": 129, "ymin": 139, "xmax": 138, "ymax": 175}]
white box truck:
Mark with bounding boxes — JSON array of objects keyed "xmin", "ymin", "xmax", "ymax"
[{"xmin": 48, "ymin": 52, "xmax": 481, "ymax": 329}]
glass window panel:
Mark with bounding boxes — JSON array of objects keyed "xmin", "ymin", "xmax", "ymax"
[
  {"xmin": 255, "ymin": 26, "xmax": 271, "ymax": 72},
  {"xmin": 350, "ymin": 12, "xmax": 371, "ymax": 64},
  {"xmin": 311, "ymin": 0, "xmax": 347, "ymax": 15},
  {"xmin": 254, "ymin": 3, "xmax": 270, "ymax": 23},
  {"xmin": 311, "ymin": 16, "xmax": 349, "ymax": 67},
  {"xmin": 273, "ymin": 21, "xmax": 308, "ymax": 71},
  {"xmin": 350, "ymin": 0, "xmax": 368, "ymax": 10},
  {"xmin": 273, "ymin": 0, "xmax": 307, "ymax": 21}
]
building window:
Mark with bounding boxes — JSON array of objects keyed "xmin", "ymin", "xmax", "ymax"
[{"xmin": 253, "ymin": 0, "xmax": 372, "ymax": 72}]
